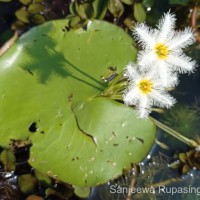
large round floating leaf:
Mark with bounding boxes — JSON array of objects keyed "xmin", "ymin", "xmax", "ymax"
[
  {"xmin": 0, "ymin": 19, "xmax": 156, "ymax": 186},
  {"xmin": 30, "ymin": 97, "xmax": 155, "ymax": 186}
]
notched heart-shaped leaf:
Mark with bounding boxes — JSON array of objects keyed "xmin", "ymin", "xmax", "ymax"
[{"xmin": 0, "ymin": 19, "xmax": 155, "ymax": 186}]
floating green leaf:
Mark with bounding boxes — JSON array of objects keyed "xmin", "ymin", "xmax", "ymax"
[
  {"xmin": 18, "ymin": 174, "xmax": 38, "ymax": 194},
  {"xmin": 0, "ymin": 149, "xmax": 16, "ymax": 171},
  {"xmin": 68, "ymin": 15, "xmax": 82, "ymax": 28},
  {"xmin": 108, "ymin": 0, "xmax": 124, "ymax": 18},
  {"xmin": 15, "ymin": 7, "xmax": 30, "ymax": 23},
  {"xmin": 31, "ymin": 14, "xmax": 46, "ymax": 24},
  {"xmin": 69, "ymin": 2, "xmax": 77, "ymax": 15},
  {"xmin": 0, "ymin": 20, "xmax": 155, "ymax": 186},
  {"xmin": 19, "ymin": 0, "xmax": 31, "ymax": 5},
  {"xmin": 92, "ymin": 0, "xmax": 108, "ymax": 19},
  {"xmin": 11, "ymin": 20, "xmax": 26, "ymax": 31},
  {"xmin": 76, "ymin": 2, "xmax": 94, "ymax": 19},
  {"xmin": 134, "ymin": 3, "xmax": 146, "ymax": 22},
  {"xmin": 28, "ymin": 3, "xmax": 45, "ymax": 14},
  {"xmin": 30, "ymin": 97, "xmax": 155, "ymax": 186},
  {"xmin": 73, "ymin": 185, "xmax": 91, "ymax": 198}
]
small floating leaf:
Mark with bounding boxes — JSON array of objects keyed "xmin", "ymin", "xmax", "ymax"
[
  {"xmin": 108, "ymin": 0, "xmax": 124, "ymax": 18},
  {"xmin": 123, "ymin": 17, "xmax": 134, "ymax": 29},
  {"xmin": 15, "ymin": 7, "xmax": 30, "ymax": 23},
  {"xmin": 18, "ymin": 174, "xmax": 38, "ymax": 194},
  {"xmin": 182, "ymin": 164, "xmax": 190, "ymax": 174},
  {"xmin": 179, "ymin": 153, "xmax": 187, "ymax": 163},
  {"xmin": 45, "ymin": 188, "xmax": 56, "ymax": 196},
  {"xmin": 0, "ymin": 149, "xmax": 16, "ymax": 171},
  {"xmin": 19, "ymin": 0, "xmax": 31, "ymax": 5},
  {"xmin": 68, "ymin": 15, "xmax": 82, "ymax": 28},
  {"xmin": 73, "ymin": 186, "xmax": 91, "ymax": 198},
  {"xmin": 92, "ymin": 0, "xmax": 108, "ymax": 19},
  {"xmin": 45, "ymin": 188, "xmax": 69, "ymax": 199},
  {"xmin": 28, "ymin": 4, "xmax": 45, "ymax": 14},
  {"xmin": 11, "ymin": 20, "xmax": 26, "ymax": 31},
  {"xmin": 31, "ymin": 14, "xmax": 46, "ymax": 24},
  {"xmin": 76, "ymin": 2, "xmax": 94, "ymax": 19},
  {"xmin": 134, "ymin": 3, "xmax": 146, "ymax": 22},
  {"xmin": 69, "ymin": 2, "xmax": 77, "ymax": 15}
]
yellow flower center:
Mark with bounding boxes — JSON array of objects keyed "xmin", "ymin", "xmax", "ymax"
[
  {"xmin": 154, "ymin": 43, "xmax": 169, "ymax": 59},
  {"xmin": 138, "ymin": 79, "xmax": 152, "ymax": 94}
]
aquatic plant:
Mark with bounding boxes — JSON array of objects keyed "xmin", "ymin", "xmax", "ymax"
[{"xmin": 0, "ymin": 5, "xmax": 200, "ymax": 199}]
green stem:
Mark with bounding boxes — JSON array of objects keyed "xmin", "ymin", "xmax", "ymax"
[
  {"xmin": 110, "ymin": 94, "xmax": 124, "ymax": 101},
  {"xmin": 149, "ymin": 116, "xmax": 199, "ymax": 148},
  {"xmin": 109, "ymin": 71, "xmax": 125, "ymax": 86},
  {"xmin": 101, "ymin": 76, "xmax": 127, "ymax": 97}
]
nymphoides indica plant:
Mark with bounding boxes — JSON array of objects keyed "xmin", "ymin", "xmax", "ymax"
[
  {"xmin": 0, "ymin": 10, "xmax": 199, "ymax": 190},
  {"xmin": 123, "ymin": 12, "xmax": 197, "ymax": 119}
]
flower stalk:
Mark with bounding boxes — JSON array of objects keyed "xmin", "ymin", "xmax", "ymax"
[
  {"xmin": 100, "ymin": 71, "xmax": 127, "ymax": 99},
  {"xmin": 149, "ymin": 116, "xmax": 199, "ymax": 148}
]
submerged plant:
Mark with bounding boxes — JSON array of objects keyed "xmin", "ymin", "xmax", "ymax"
[
  {"xmin": 179, "ymin": 150, "xmax": 200, "ymax": 174},
  {"xmin": 161, "ymin": 104, "xmax": 200, "ymax": 138}
]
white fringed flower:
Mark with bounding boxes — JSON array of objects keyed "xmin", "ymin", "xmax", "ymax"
[
  {"xmin": 133, "ymin": 12, "xmax": 196, "ymax": 86},
  {"xmin": 123, "ymin": 63, "xmax": 176, "ymax": 118}
]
